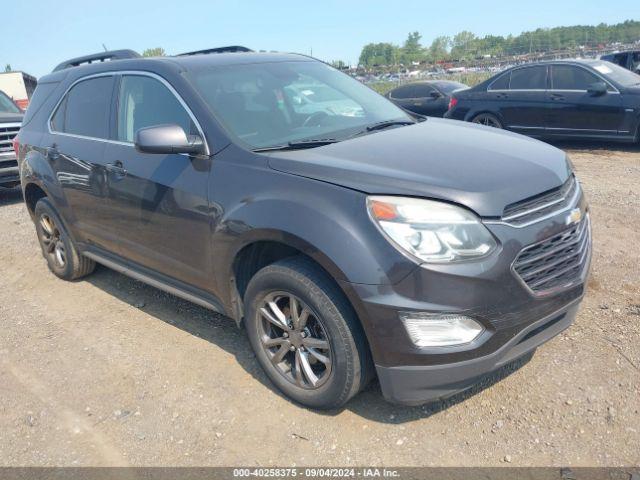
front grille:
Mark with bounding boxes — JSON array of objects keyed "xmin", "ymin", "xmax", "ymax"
[
  {"xmin": 0, "ymin": 123, "xmax": 21, "ymax": 156},
  {"xmin": 513, "ymin": 215, "xmax": 591, "ymax": 296},
  {"xmin": 503, "ymin": 175, "xmax": 578, "ymax": 226}
]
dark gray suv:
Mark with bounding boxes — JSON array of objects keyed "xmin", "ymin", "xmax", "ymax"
[{"xmin": 14, "ymin": 47, "xmax": 591, "ymax": 408}]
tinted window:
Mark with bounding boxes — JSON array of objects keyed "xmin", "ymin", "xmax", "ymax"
[
  {"xmin": 551, "ymin": 65, "xmax": 601, "ymax": 90},
  {"xmin": 390, "ymin": 85, "xmax": 418, "ymax": 99},
  {"xmin": 412, "ymin": 84, "xmax": 437, "ymax": 98},
  {"xmin": 117, "ymin": 75, "xmax": 193, "ymax": 143},
  {"xmin": 489, "ymin": 72, "xmax": 510, "ymax": 90},
  {"xmin": 509, "ymin": 66, "xmax": 547, "ymax": 90},
  {"xmin": 52, "ymin": 76, "xmax": 113, "ymax": 138}
]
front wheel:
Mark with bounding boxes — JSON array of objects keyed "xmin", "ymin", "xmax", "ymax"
[
  {"xmin": 244, "ymin": 257, "xmax": 372, "ymax": 409},
  {"xmin": 471, "ymin": 113, "xmax": 503, "ymax": 129}
]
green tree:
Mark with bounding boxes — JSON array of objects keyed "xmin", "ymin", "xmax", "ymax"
[
  {"xmin": 451, "ymin": 31, "xmax": 476, "ymax": 59},
  {"xmin": 429, "ymin": 36, "xmax": 451, "ymax": 62},
  {"xmin": 142, "ymin": 47, "xmax": 166, "ymax": 57},
  {"xmin": 400, "ymin": 31, "xmax": 425, "ymax": 64},
  {"xmin": 359, "ymin": 42, "xmax": 398, "ymax": 66},
  {"xmin": 4, "ymin": 64, "xmax": 11, "ymax": 72}
]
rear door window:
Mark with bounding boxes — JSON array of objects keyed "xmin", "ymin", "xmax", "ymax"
[
  {"xmin": 412, "ymin": 84, "xmax": 437, "ymax": 98},
  {"xmin": 551, "ymin": 65, "xmax": 601, "ymax": 90},
  {"xmin": 509, "ymin": 66, "xmax": 547, "ymax": 90},
  {"xmin": 51, "ymin": 76, "xmax": 114, "ymax": 138},
  {"xmin": 390, "ymin": 85, "xmax": 418, "ymax": 99},
  {"xmin": 116, "ymin": 75, "xmax": 194, "ymax": 143}
]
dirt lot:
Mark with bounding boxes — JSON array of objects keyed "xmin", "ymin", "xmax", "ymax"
[{"xmin": 1, "ymin": 143, "xmax": 639, "ymax": 467}]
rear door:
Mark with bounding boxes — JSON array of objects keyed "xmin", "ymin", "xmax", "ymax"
[
  {"xmin": 45, "ymin": 74, "xmax": 122, "ymax": 253},
  {"xmin": 492, "ymin": 65, "xmax": 550, "ymax": 135},
  {"xmin": 102, "ymin": 73, "xmax": 213, "ymax": 291},
  {"xmin": 546, "ymin": 64, "xmax": 624, "ymax": 136}
]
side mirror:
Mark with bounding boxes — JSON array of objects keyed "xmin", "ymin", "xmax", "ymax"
[
  {"xmin": 587, "ymin": 82, "xmax": 608, "ymax": 96},
  {"xmin": 429, "ymin": 91, "xmax": 442, "ymax": 98},
  {"xmin": 134, "ymin": 124, "xmax": 205, "ymax": 155}
]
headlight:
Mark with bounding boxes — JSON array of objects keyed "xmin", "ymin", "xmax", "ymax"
[{"xmin": 367, "ymin": 196, "xmax": 497, "ymax": 263}]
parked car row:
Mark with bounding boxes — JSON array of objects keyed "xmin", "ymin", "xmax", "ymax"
[{"xmin": 387, "ymin": 59, "xmax": 640, "ymax": 144}]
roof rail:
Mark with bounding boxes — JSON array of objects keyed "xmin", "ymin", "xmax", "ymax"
[
  {"xmin": 52, "ymin": 49, "xmax": 141, "ymax": 72},
  {"xmin": 176, "ymin": 46, "xmax": 253, "ymax": 57}
]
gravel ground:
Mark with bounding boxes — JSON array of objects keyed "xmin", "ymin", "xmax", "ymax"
[{"xmin": 0, "ymin": 143, "xmax": 638, "ymax": 467}]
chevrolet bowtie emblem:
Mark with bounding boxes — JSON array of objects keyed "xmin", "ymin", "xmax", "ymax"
[{"xmin": 567, "ymin": 208, "xmax": 582, "ymax": 225}]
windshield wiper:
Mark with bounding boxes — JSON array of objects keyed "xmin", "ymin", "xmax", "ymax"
[
  {"xmin": 253, "ymin": 138, "xmax": 339, "ymax": 152},
  {"xmin": 365, "ymin": 120, "xmax": 415, "ymax": 131},
  {"xmin": 348, "ymin": 119, "xmax": 415, "ymax": 140}
]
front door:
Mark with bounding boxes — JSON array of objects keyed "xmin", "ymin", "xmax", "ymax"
[
  {"xmin": 546, "ymin": 64, "xmax": 625, "ymax": 136},
  {"xmin": 103, "ymin": 74, "xmax": 213, "ymax": 291}
]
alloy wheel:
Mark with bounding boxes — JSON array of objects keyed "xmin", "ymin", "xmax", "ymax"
[
  {"xmin": 472, "ymin": 114, "xmax": 502, "ymax": 128},
  {"xmin": 39, "ymin": 214, "xmax": 66, "ymax": 268},
  {"xmin": 257, "ymin": 291, "xmax": 332, "ymax": 389}
]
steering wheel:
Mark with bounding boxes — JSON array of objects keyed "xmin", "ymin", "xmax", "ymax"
[{"xmin": 302, "ymin": 111, "xmax": 329, "ymax": 128}]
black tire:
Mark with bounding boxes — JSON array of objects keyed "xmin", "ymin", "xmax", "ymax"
[
  {"xmin": 34, "ymin": 198, "xmax": 95, "ymax": 281},
  {"xmin": 244, "ymin": 256, "xmax": 372, "ymax": 409},
  {"xmin": 471, "ymin": 112, "xmax": 503, "ymax": 129}
]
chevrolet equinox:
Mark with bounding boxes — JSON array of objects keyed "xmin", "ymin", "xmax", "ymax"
[{"xmin": 14, "ymin": 47, "xmax": 592, "ymax": 408}]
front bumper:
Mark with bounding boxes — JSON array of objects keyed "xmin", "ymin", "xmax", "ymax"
[
  {"xmin": 341, "ymin": 188, "xmax": 590, "ymax": 405},
  {"xmin": 376, "ymin": 299, "xmax": 579, "ymax": 405}
]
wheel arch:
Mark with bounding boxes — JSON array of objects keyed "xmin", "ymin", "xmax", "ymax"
[
  {"xmin": 465, "ymin": 109, "xmax": 505, "ymax": 127},
  {"xmin": 225, "ymin": 229, "xmax": 354, "ymax": 326}
]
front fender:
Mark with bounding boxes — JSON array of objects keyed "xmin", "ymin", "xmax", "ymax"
[{"xmin": 208, "ymin": 154, "xmax": 418, "ymax": 306}]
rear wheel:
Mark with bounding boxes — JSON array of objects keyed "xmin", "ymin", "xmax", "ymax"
[
  {"xmin": 471, "ymin": 113, "xmax": 503, "ymax": 129},
  {"xmin": 34, "ymin": 198, "xmax": 95, "ymax": 280},
  {"xmin": 244, "ymin": 257, "xmax": 372, "ymax": 409}
]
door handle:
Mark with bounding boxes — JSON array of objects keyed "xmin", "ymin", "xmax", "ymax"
[
  {"xmin": 550, "ymin": 93, "xmax": 565, "ymax": 101},
  {"xmin": 496, "ymin": 93, "xmax": 508, "ymax": 99},
  {"xmin": 105, "ymin": 161, "xmax": 127, "ymax": 177}
]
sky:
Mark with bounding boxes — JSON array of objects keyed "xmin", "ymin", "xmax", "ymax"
[{"xmin": 3, "ymin": 0, "xmax": 639, "ymax": 78}]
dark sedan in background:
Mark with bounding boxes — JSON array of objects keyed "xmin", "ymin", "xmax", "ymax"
[
  {"xmin": 445, "ymin": 60, "xmax": 640, "ymax": 143},
  {"xmin": 386, "ymin": 80, "xmax": 468, "ymax": 117},
  {"xmin": 601, "ymin": 50, "xmax": 640, "ymax": 74}
]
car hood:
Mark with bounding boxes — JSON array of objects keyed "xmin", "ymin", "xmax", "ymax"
[
  {"xmin": 0, "ymin": 111, "xmax": 24, "ymax": 123},
  {"xmin": 267, "ymin": 118, "xmax": 571, "ymax": 217}
]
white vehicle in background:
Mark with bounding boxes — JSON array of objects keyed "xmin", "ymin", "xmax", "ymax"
[{"xmin": 0, "ymin": 71, "xmax": 37, "ymax": 110}]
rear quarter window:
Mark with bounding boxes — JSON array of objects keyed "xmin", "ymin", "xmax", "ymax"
[
  {"xmin": 22, "ymin": 82, "xmax": 60, "ymax": 126},
  {"xmin": 488, "ymin": 72, "xmax": 510, "ymax": 90}
]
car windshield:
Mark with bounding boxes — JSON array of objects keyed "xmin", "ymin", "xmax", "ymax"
[
  {"xmin": 0, "ymin": 91, "xmax": 21, "ymax": 114},
  {"xmin": 186, "ymin": 61, "xmax": 412, "ymax": 149},
  {"xmin": 593, "ymin": 61, "xmax": 640, "ymax": 87}
]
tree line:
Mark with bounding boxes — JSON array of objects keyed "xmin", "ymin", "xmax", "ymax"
[{"xmin": 358, "ymin": 19, "xmax": 640, "ymax": 67}]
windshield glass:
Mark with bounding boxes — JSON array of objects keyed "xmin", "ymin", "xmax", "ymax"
[
  {"xmin": 0, "ymin": 91, "xmax": 21, "ymax": 113},
  {"xmin": 186, "ymin": 61, "xmax": 411, "ymax": 149},
  {"xmin": 594, "ymin": 61, "xmax": 640, "ymax": 87}
]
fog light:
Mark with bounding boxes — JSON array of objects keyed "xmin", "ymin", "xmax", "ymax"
[{"xmin": 399, "ymin": 312, "xmax": 484, "ymax": 347}]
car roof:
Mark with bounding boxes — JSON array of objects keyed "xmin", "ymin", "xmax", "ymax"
[
  {"xmin": 40, "ymin": 51, "xmax": 314, "ymax": 83},
  {"xmin": 510, "ymin": 59, "xmax": 606, "ymax": 68}
]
